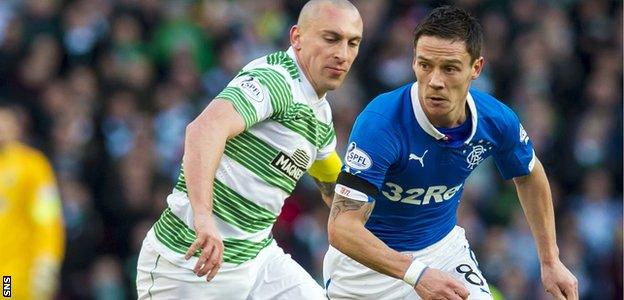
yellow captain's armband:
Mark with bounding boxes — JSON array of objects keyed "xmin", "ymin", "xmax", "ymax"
[{"xmin": 308, "ymin": 151, "xmax": 342, "ymax": 182}]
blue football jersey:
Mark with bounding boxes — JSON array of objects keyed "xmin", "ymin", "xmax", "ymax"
[{"xmin": 343, "ymin": 83, "xmax": 535, "ymax": 251}]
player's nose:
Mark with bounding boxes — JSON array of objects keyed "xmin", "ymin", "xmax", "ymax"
[
  {"xmin": 333, "ymin": 42, "xmax": 348, "ymax": 63},
  {"xmin": 428, "ymin": 70, "xmax": 444, "ymax": 89}
]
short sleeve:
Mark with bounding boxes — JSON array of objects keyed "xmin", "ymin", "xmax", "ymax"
[
  {"xmin": 216, "ymin": 67, "xmax": 293, "ymax": 129},
  {"xmin": 343, "ymin": 112, "xmax": 401, "ymax": 190},
  {"xmin": 493, "ymin": 109, "xmax": 536, "ymax": 180},
  {"xmin": 317, "ymin": 125, "xmax": 337, "ymax": 160}
]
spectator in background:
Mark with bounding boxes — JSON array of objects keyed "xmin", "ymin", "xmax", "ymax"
[
  {"xmin": 202, "ymin": 36, "xmax": 246, "ymax": 101},
  {"xmin": 575, "ymin": 169, "xmax": 621, "ymax": 260},
  {"xmin": 0, "ymin": 103, "xmax": 65, "ymax": 300}
]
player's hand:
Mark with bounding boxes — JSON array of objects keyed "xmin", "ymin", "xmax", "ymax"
[
  {"xmin": 541, "ymin": 259, "xmax": 578, "ymax": 300},
  {"xmin": 415, "ymin": 268, "xmax": 470, "ymax": 300},
  {"xmin": 185, "ymin": 213, "xmax": 224, "ymax": 281}
]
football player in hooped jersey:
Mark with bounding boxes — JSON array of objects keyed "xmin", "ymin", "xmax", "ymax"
[
  {"xmin": 136, "ymin": 0, "xmax": 362, "ymax": 299},
  {"xmin": 324, "ymin": 6, "xmax": 578, "ymax": 300}
]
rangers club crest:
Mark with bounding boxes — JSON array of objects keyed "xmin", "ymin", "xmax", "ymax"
[{"xmin": 463, "ymin": 140, "xmax": 493, "ymax": 169}]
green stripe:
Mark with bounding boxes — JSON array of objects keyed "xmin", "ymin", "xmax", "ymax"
[
  {"xmin": 239, "ymin": 68, "xmax": 292, "ymax": 117},
  {"xmin": 174, "ymin": 168, "xmax": 279, "ymax": 233},
  {"xmin": 222, "ymin": 238, "xmax": 273, "ymax": 264},
  {"xmin": 267, "ymin": 51, "xmax": 300, "ymax": 80},
  {"xmin": 226, "ymin": 64, "xmax": 334, "ymax": 149},
  {"xmin": 217, "ymin": 87, "xmax": 258, "ymax": 128},
  {"xmin": 225, "ymin": 131, "xmax": 296, "ymax": 193},
  {"xmin": 212, "ymin": 179, "xmax": 277, "ymax": 233},
  {"xmin": 323, "ymin": 126, "xmax": 336, "ymax": 145},
  {"xmin": 274, "ymin": 103, "xmax": 335, "ymax": 148},
  {"xmin": 153, "ymin": 208, "xmax": 273, "ymax": 264},
  {"xmin": 174, "ymin": 167, "xmax": 187, "ymax": 193},
  {"xmin": 154, "ymin": 219, "xmax": 188, "ymax": 254},
  {"xmin": 214, "ymin": 179, "xmax": 277, "ymax": 220}
]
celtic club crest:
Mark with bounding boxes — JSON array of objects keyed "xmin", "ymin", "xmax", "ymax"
[{"xmin": 463, "ymin": 140, "xmax": 493, "ymax": 169}]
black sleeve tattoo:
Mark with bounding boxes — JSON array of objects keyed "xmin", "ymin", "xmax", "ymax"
[
  {"xmin": 330, "ymin": 194, "xmax": 375, "ymax": 222},
  {"xmin": 313, "ymin": 178, "xmax": 335, "ymax": 199}
]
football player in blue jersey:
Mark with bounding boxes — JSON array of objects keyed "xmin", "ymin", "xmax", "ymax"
[{"xmin": 323, "ymin": 6, "xmax": 578, "ymax": 300}]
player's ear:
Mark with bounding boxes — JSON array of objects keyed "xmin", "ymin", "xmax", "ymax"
[
  {"xmin": 470, "ymin": 56, "xmax": 484, "ymax": 80},
  {"xmin": 290, "ymin": 25, "xmax": 302, "ymax": 50}
]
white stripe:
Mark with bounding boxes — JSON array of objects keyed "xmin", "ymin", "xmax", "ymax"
[
  {"xmin": 528, "ymin": 149, "xmax": 536, "ymax": 172},
  {"xmin": 166, "ymin": 189, "xmax": 274, "ymax": 242},
  {"xmin": 249, "ymin": 121, "xmax": 319, "ymax": 166},
  {"xmin": 317, "ymin": 136, "xmax": 337, "ymax": 160},
  {"xmin": 218, "ymin": 154, "xmax": 290, "ymax": 214},
  {"xmin": 464, "ymin": 92, "xmax": 478, "ymax": 144}
]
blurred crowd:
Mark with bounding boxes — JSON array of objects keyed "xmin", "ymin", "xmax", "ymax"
[{"xmin": 0, "ymin": 0, "xmax": 621, "ymax": 299}]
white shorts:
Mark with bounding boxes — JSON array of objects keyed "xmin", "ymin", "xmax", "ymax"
[
  {"xmin": 323, "ymin": 226, "xmax": 492, "ymax": 300},
  {"xmin": 137, "ymin": 236, "xmax": 326, "ymax": 300}
]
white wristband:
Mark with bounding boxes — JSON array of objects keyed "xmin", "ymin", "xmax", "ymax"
[{"xmin": 403, "ymin": 259, "xmax": 428, "ymax": 287}]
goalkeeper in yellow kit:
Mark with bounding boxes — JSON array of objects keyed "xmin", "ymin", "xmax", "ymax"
[{"xmin": 0, "ymin": 104, "xmax": 65, "ymax": 300}]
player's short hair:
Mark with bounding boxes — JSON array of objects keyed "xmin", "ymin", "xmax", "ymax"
[{"xmin": 413, "ymin": 6, "xmax": 483, "ymax": 62}]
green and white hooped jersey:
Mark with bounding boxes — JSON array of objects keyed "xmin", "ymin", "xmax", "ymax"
[{"xmin": 147, "ymin": 48, "xmax": 337, "ymax": 269}]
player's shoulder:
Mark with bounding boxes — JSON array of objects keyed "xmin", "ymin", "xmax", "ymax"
[
  {"xmin": 265, "ymin": 51, "xmax": 301, "ymax": 81},
  {"xmin": 8, "ymin": 142, "xmax": 51, "ymax": 168},
  {"xmin": 360, "ymin": 84, "xmax": 412, "ymax": 122},
  {"xmin": 470, "ymin": 88, "xmax": 518, "ymax": 122},
  {"xmin": 241, "ymin": 50, "xmax": 299, "ymax": 83}
]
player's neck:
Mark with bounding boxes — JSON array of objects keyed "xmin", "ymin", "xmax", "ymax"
[
  {"xmin": 292, "ymin": 49, "xmax": 326, "ymax": 98},
  {"xmin": 428, "ymin": 102, "xmax": 469, "ymax": 128}
]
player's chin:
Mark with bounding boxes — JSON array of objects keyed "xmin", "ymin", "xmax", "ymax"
[
  {"xmin": 324, "ymin": 77, "xmax": 346, "ymax": 91},
  {"xmin": 426, "ymin": 105, "xmax": 452, "ymax": 116}
]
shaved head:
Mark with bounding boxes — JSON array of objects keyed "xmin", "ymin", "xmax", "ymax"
[
  {"xmin": 297, "ymin": 0, "xmax": 359, "ymax": 31},
  {"xmin": 290, "ymin": 0, "xmax": 362, "ymax": 96}
]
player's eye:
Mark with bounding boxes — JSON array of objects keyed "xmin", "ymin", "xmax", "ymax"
[
  {"xmin": 349, "ymin": 40, "xmax": 360, "ymax": 47},
  {"xmin": 445, "ymin": 66, "xmax": 458, "ymax": 73},
  {"xmin": 419, "ymin": 63, "xmax": 429, "ymax": 70},
  {"xmin": 324, "ymin": 37, "xmax": 338, "ymax": 43}
]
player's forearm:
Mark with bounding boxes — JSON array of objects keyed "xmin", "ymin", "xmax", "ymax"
[
  {"xmin": 514, "ymin": 159, "xmax": 559, "ymax": 265},
  {"xmin": 328, "ymin": 195, "xmax": 412, "ymax": 279},
  {"xmin": 183, "ymin": 119, "xmax": 228, "ymax": 216},
  {"xmin": 329, "ymin": 219, "xmax": 412, "ymax": 279},
  {"xmin": 183, "ymin": 100, "xmax": 245, "ymax": 217}
]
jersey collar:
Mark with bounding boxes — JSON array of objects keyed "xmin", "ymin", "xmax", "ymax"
[
  {"xmin": 410, "ymin": 82, "xmax": 478, "ymax": 144},
  {"xmin": 286, "ymin": 47, "xmax": 326, "ymax": 104}
]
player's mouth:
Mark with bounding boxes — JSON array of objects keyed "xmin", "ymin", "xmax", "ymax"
[
  {"xmin": 326, "ymin": 66, "xmax": 346, "ymax": 76},
  {"xmin": 426, "ymin": 96, "xmax": 447, "ymax": 102}
]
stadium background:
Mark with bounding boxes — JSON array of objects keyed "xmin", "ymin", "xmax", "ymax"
[{"xmin": 0, "ymin": 0, "xmax": 621, "ymax": 299}]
